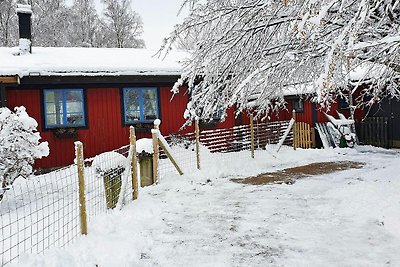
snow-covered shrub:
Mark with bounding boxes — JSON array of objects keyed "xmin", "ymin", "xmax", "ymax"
[
  {"xmin": 0, "ymin": 106, "xmax": 49, "ymax": 201},
  {"xmin": 92, "ymin": 151, "xmax": 127, "ymax": 209}
]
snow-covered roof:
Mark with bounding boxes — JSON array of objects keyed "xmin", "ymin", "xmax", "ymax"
[
  {"xmin": 0, "ymin": 47, "xmax": 186, "ymax": 78},
  {"xmin": 349, "ymin": 62, "xmax": 388, "ymax": 81},
  {"xmin": 282, "ymin": 82, "xmax": 316, "ymax": 96}
]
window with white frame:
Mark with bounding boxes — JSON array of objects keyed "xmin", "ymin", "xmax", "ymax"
[
  {"xmin": 123, "ymin": 87, "xmax": 159, "ymax": 124},
  {"xmin": 43, "ymin": 89, "xmax": 86, "ymax": 128}
]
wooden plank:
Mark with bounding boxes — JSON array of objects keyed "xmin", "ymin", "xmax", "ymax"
[
  {"xmin": 311, "ymin": 127, "xmax": 316, "ymax": 148},
  {"xmin": 378, "ymin": 117, "xmax": 384, "ymax": 147},
  {"xmin": 195, "ymin": 118, "xmax": 200, "ymax": 169},
  {"xmin": 384, "ymin": 117, "xmax": 388, "ymax": 148},
  {"xmin": 292, "ymin": 110, "xmax": 296, "ymax": 150},
  {"xmin": 368, "ymin": 118, "xmax": 373, "ymax": 145},
  {"xmin": 250, "ymin": 114, "xmax": 255, "ymax": 159},
  {"xmin": 0, "ymin": 76, "xmax": 19, "ymax": 84}
]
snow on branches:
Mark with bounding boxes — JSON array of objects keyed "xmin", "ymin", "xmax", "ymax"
[
  {"xmin": 0, "ymin": 106, "xmax": 49, "ymax": 201},
  {"xmin": 162, "ymin": 0, "xmax": 400, "ymax": 120}
]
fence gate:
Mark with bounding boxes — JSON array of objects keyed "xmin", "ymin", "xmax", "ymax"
[{"xmin": 293, "ymin": 122, "xmax": 315, "ymax": 149}]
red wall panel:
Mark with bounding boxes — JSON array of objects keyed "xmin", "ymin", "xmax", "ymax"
[{"xmin": 159, "ymin": 86, "xmax": 194, "ymax": 134}]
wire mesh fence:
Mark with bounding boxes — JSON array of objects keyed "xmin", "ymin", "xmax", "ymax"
[
  {"xmin": 158, "ymin": 120, "xmax": 293, "ymax": 178},
  {"xmin": 0, "ymin": 118, "xmax": 293, "ymax": 266},
  {"xmin": 0, "ymin": 143, "xmax": 136, "ymax": 266},
  {"xmin": 0, "ymin": 166, "xmax": 80, "ymax": 265}
]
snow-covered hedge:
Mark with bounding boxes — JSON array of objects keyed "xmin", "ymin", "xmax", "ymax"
[{"xmin": 0, "ymin": 106, "xmax": 49, "ymax": 200}]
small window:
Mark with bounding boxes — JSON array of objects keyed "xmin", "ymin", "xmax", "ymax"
[
  {"xmin": 123, "ymin": 87, "xmax": 159, "ymax": 124},
  {"xmin": 339, "ymin": 96, "xmax": 350, "ymax": 110},
  {"xmin": 293, "ymin": 98, "xmax": 304, "ymax": 113},
  {"xmin": 212, "ymin": 109, "xmax": 224, "ymax": 121},
  {"xmin": 43, "ymin": 89, "xmax": 86, "ymax": 128}
]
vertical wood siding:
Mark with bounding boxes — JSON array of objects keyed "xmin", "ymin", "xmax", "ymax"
[
  {"xmin": 6, "ymin": 86, "xmax": 238, "ymax": 169},
  {"xmin": 10, "ymin": 86, "xmax": 366, "ymax": 168}
]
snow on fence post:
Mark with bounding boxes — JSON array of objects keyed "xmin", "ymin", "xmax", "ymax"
[
  {"xmin": 292, "ymin": 110, "xmax": 297, "ymax": 150},
  {"xmin": 74, "ymin": 141, "xmax": 88, "ymax": 235},
  {"xmin": 152, "ymin": 120, "xmax": 160, "ymax": 184},
  {"xmin": 195, "ymin": 117, "xmax": 200, "ymax": 169},
  {"xmin": 130, "ymin": 126, "xmax": 138, "ymax": 200},
  {"xmin": 250, "ymin": 114, "xmax": 255, "ymax": 159}
]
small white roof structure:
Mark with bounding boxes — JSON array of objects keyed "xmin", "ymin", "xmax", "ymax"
[{"xmin": 0, "ymin": 47, "xmax": 186, "ymax": 78}]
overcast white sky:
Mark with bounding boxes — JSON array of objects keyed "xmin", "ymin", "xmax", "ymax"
[
  {"xmin": 132, "ymin": 0, "xmax": 187, "ymax": 49},
  {"xmin": 89, "ymin": 0, "xmax": 187, "ymax": 49}
]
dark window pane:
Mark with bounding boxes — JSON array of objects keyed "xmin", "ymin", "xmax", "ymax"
[
  {"xmin": 293, "ymin": 99, "xmax": 304, "ymax": 113},
  {"xmin": 66, "ymin": 91, "xmax": 83, "ymax": 102},
  {"xmin": 66, "ymin": 91, "xmax": 84, "ymax": 114},
  {"xmin": 125, "ymin": 89, "xmax": 140, "ymax": 112},
  {"xmin": 142, "ymin": 89, "xmax": 157, "ymax": 120}
]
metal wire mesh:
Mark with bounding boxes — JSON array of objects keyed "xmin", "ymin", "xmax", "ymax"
[
  {"xmin": 0, "ymin": 143, "xmax": 136, "ymax": 266},
  {"xmin": 157, "ymin": 120, "xmax": 293, "ymax": 178},
  {"xmin": 0, "ymin": 166, "xmax": 80, "ymax": 266},
  {"xmin": 159, "ymin": 133, "xmax": 197, "ymax": 178}
]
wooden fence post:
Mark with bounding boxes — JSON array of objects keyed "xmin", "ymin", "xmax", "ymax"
[
  {"xmin": 75, "ymin": 141, "xmax": 88, "ymax": 235},
  {"xmin": 195, "ymin": 118, "xmax": 200, "ymax": 169},
  {"xmin": 311, "ymin": 127, "xmax": 316, "ymax": 148},
  {"xmin": 130, "ymin": 126, "xmax": 138, "ymax": 200},
  {"xmin": 152, "ymin": 121, "xmax": 159, "ymax": 184},
  {"xmin": 292, "ymin": 110, "xmax": 296, "ymax": 150},
  {"xmin": 250, "ymin": 114, "xmax": 255, "ymax": 158}
]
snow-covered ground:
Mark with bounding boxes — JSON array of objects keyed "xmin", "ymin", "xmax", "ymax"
[{"xmin": 9, "ymin": 146, "xmax": 400, "ymax": 267}]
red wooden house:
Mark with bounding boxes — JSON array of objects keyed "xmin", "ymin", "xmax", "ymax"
[{"xmin": 0, "ymin": 46, "xmax": 240, "ymax": 169}]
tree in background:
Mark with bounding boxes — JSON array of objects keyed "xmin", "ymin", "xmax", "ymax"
[
  {"xmin": 69, "ymin": 0, "xmax": 101, "ymax": 47},
  {"xmin": 163, "ymin": 0, "xmax": 400, "ymax": 120},
  {"xmin": 0, "ymin": 0, "xmax": 145, "ymax": 48},
  {"xmin": 0, "ymin": 106, "xmax": 49, "ymax": 202},
  {"xmin": 0, "ymin": 0, "xmax": 17, "ymax": 46},
  {"xmin": 101, "ymin": 0, "xmax": 144, "ymax": 48}
]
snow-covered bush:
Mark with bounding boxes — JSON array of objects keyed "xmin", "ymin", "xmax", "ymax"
[{"xmin": 0, "ymin": 106, "xmax": 49, "ymax": 201}]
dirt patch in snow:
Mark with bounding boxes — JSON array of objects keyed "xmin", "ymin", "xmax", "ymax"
[{"xmin": 232, "ymin": 161, "xmax": 364, "ymax": 185}]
